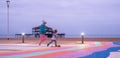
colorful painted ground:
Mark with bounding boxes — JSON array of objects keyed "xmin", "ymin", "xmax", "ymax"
[{"xmin": 0, "ymin": 42, "xmax": 119, "ymax": 58}]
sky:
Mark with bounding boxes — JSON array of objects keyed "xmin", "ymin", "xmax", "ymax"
[{"xmin": 0, "ymin": 0, "xmax": 120, "ymax": 37}]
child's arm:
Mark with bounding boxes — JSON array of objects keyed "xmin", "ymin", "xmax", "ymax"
[{"xmin": 54, "ymin": 34, "xmax": 58, "ymax": 38}]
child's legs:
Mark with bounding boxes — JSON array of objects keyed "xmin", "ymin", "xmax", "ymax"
[
  {"xmin": 39, "ymin": 34, "xmax": 47, "ymax": 44},
  {"xmin": 53, "ymin": 40, "xmax": 57, "ymax": 46},
  {"xmin": 47, "ymin": 40, "xmax": 54, "ymax": 46}
]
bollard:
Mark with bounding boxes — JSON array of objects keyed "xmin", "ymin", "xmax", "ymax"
[
  {"xmin": 22, "ymin": 33, "xmax": 25, "ymax": 43},
  {"xmin": 81, "ymin": 32, "xmax": 85, "ymax": 44}
]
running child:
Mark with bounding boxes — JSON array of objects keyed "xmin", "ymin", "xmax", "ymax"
[{"xmin": 47, "ymin": 29, "xmax": 58, "ymax": 47}]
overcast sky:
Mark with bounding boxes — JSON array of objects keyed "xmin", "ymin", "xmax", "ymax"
[{"xmin": 0, "ymin": 0, "xmax": 120, "ymax": 36}]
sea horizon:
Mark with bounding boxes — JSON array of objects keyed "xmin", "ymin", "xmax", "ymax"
[{"xmin": 0, "ymin": 34, "xmax": 120, "ymax": 38}]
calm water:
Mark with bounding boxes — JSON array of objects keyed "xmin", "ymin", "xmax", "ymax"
[{"xmin": 0, "ymin": 35, "xmax": 120, "ymax": 38}]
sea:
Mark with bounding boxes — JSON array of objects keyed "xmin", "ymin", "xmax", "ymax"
[{"xmin": 0, "ymin": 34, "xmax": 120, "ymax": 38}]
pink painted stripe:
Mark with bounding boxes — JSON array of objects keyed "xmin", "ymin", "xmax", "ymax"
[{"xmin": 0, "ymin": 46, "xmax": 74, "ymax": 56}]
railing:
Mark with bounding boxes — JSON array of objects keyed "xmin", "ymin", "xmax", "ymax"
[
  {"xmin": 15, "ymin": 34, "xmax": 34, "ymax": 38},
  {"xmin": 57, "ymin": 33, "xmax": 65, "ymax": 38}
]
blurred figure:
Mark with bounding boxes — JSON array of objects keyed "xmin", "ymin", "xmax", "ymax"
[
  {"xmin": 47, "ymin": 29, "xmax": 58, "ymax": 47},
  {"xmin": 39, "ymin": 20, "xmax": 48, "ymax": 46}
]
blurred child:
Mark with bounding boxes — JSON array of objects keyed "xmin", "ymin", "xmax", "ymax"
[
  {"xmin": 47, "ymin": 29, "xmax": 58, "ymax": 47},
  {"xmin": 39, "ymin": 20, "xmax": 47, "ymax": 46}
]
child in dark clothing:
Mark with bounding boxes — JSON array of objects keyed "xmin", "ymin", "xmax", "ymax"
[{"xmin": 47, "ymin": 29, "xmax": 58, "ymax": 47}]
